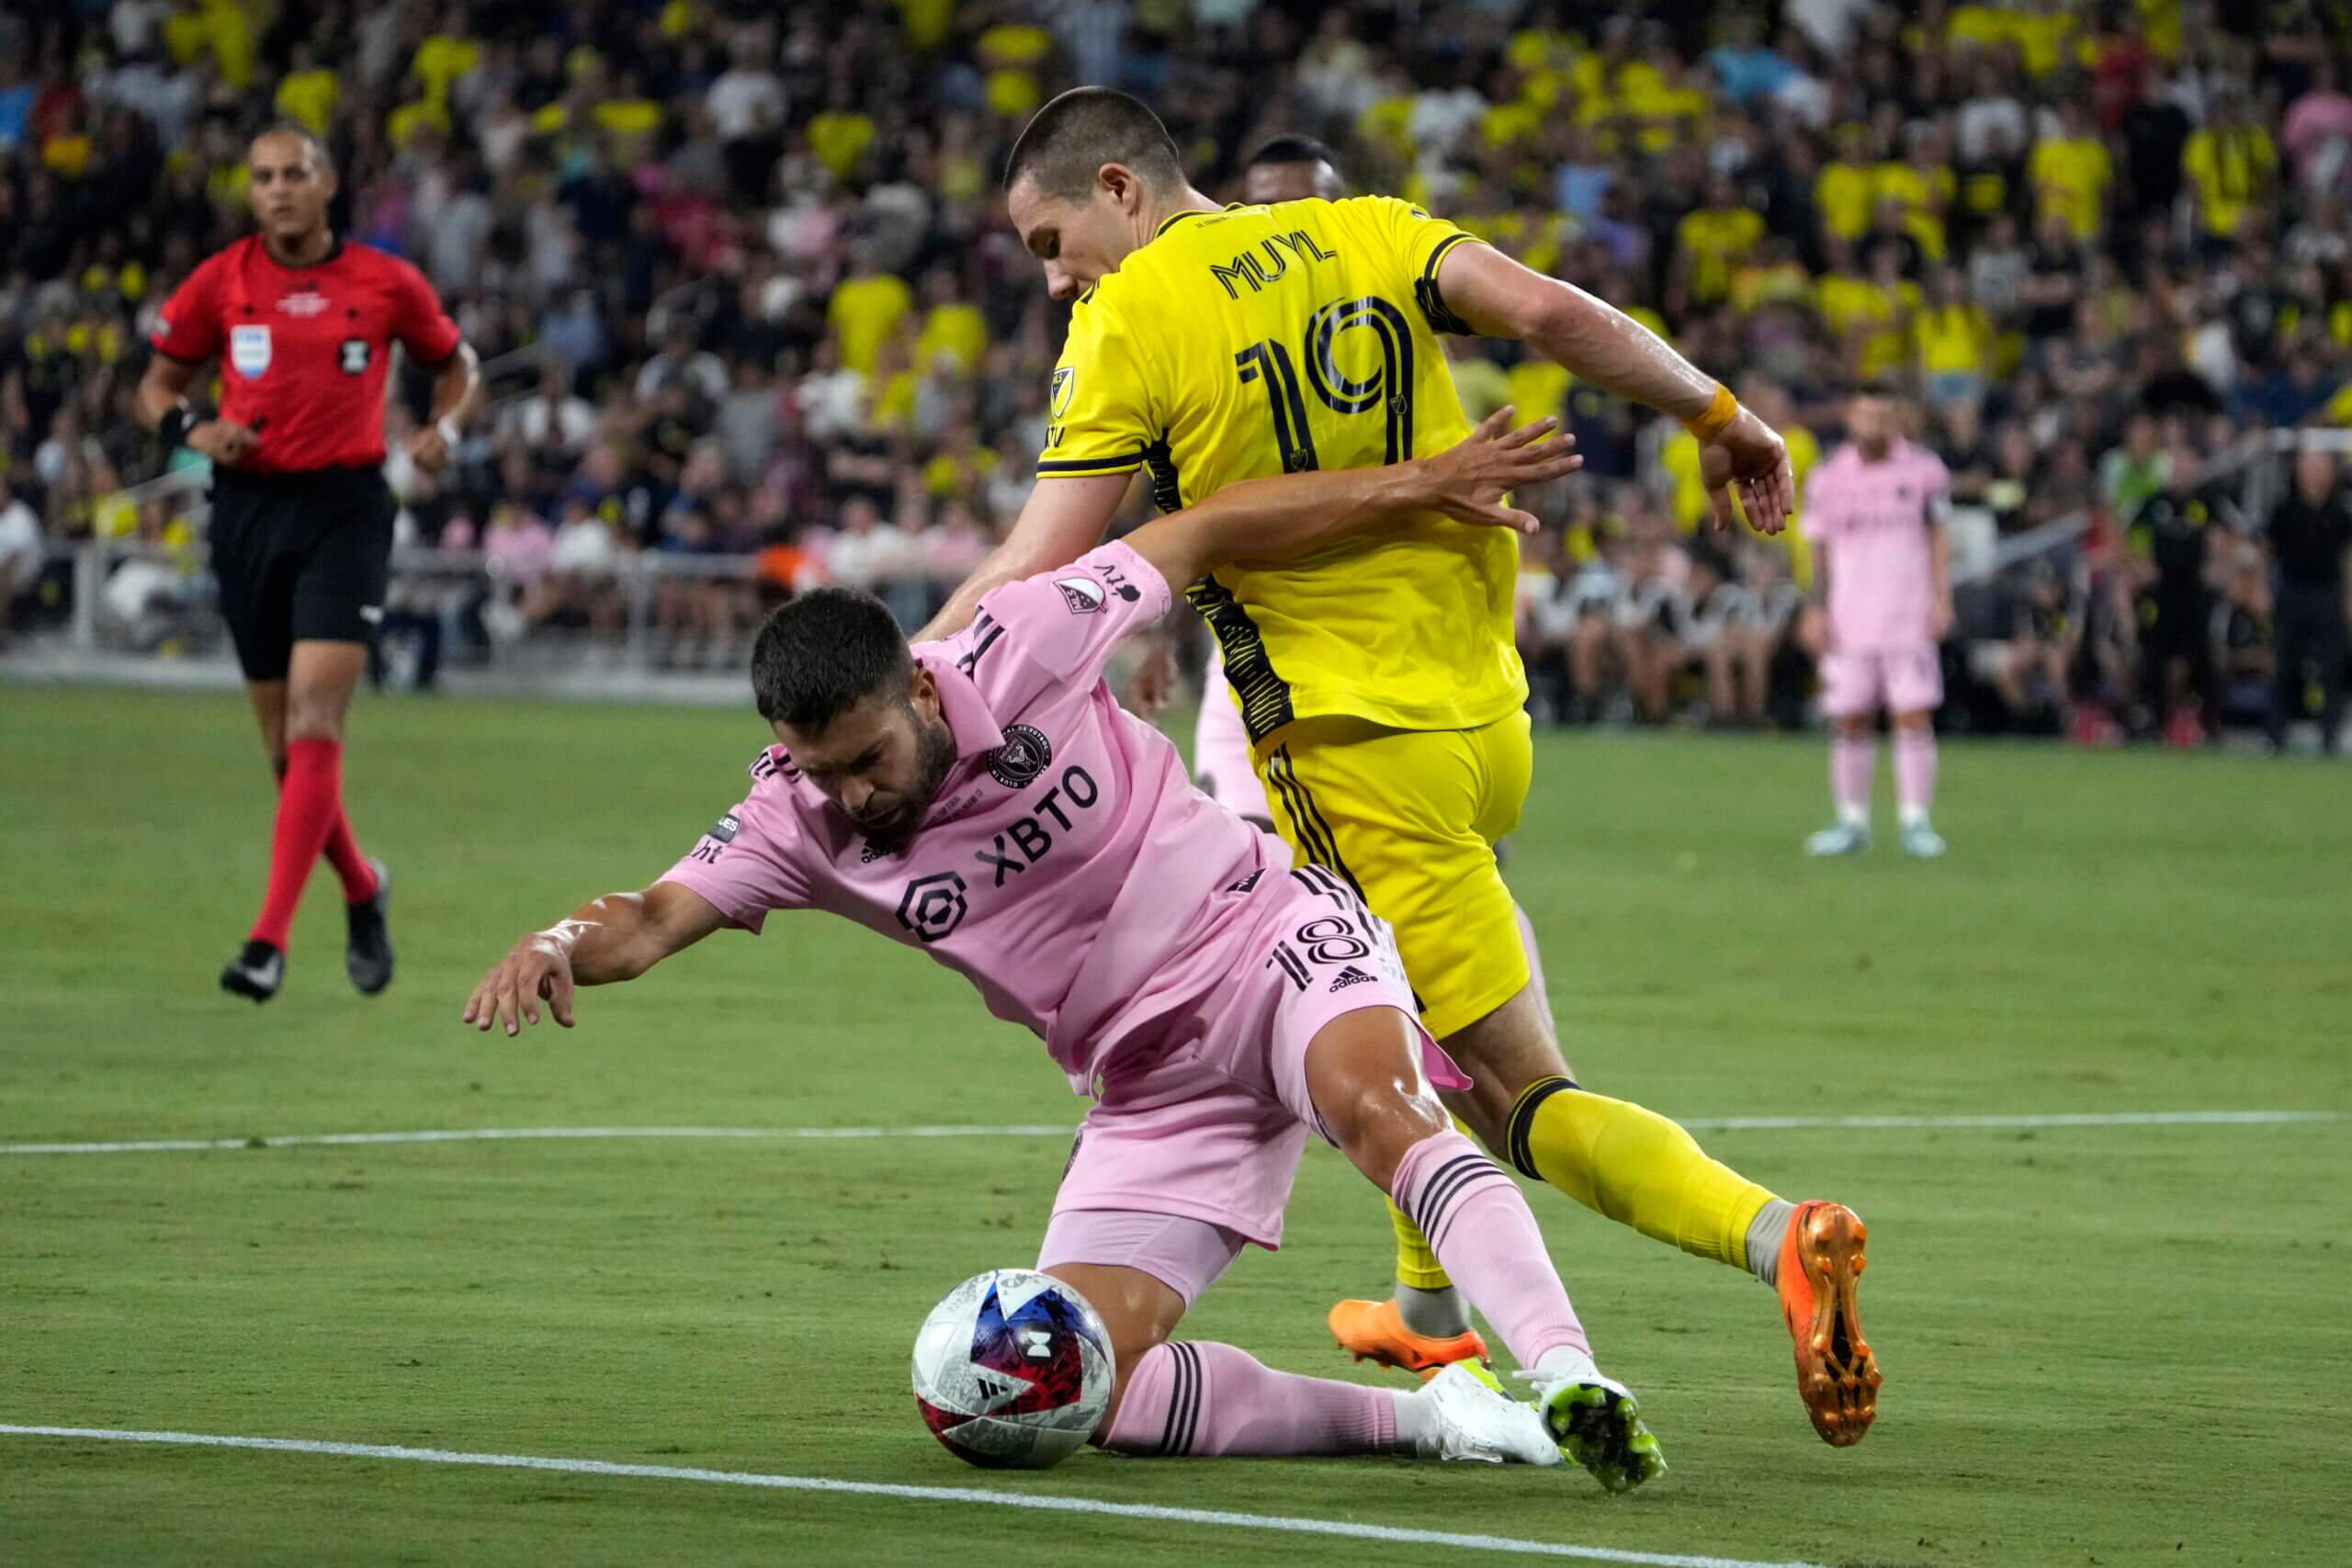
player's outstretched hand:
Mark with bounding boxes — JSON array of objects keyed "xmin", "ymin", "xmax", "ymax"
[
  {"xmin": 1419, "ymin": 406, "xmax": 1582, "ymax": 536},
  {"xmin": 1698, "ymin": 406, "xmax": 1794, "ymax": 536},
  {"xmin": 462, "ymin": 935, "xmax": 578, "ymax": 1037}
]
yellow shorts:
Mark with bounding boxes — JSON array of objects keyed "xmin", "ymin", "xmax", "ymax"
[{"xmin": 1253, "ymin": 712, "xmax": 1532, "ymax": 1040}]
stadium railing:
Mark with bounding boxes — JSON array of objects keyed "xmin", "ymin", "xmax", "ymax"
[{"xmin": 14, "ymin": 426, "xmax": 2343, "ymax": 698}]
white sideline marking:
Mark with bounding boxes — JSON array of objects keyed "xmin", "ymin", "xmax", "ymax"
[
  {"xmin": 0, "ymin": 1424, "xmax": 1818, "ymax": 1568},
  {"xmin": 0, "ymin": 1109, "xmax": 2335, "ymax": 1157}
]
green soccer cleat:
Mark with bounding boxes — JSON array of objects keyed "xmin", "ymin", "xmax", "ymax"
[
  {"xmin": 1899, "ymin": 821, "xmax": 1947, "ymax": 859},
  {"xmin": 1524, "ymin": 1361, "xmax": 1668, "ymax": 1493},
  {"xmin": 1804, "ymin": 821, "xmax": 1871, "ymax": 857}
]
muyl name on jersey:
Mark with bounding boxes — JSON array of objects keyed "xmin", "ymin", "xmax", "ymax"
[{"xmin": 1207, "ymin": 231, "xmax": 1340, "ymax": 300}]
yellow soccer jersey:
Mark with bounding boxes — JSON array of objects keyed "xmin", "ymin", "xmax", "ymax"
[{"xmin": 1038, "ymin": 197, "xmax": 1521, "ymax": 739}]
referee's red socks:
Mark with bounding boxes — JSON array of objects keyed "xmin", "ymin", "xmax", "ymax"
[
  {"xmin": 320, "ymin": 801, "xmax": 376, "ymax": 903},
  {"xmin": 269, "ymin": 750, "xmax": 379, "ymax": 905},
  {"xmin": 252, "ymin": 738, "xmax": 373, "ymax": 950}
]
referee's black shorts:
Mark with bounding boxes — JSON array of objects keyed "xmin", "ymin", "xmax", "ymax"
[{"xmin": 208, "ymin": 466, "xmax": 396, "ymax": 682}]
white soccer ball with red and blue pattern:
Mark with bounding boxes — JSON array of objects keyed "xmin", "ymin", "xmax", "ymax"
[{"xmin": 911, "ymin": 1269, "xmax": 1114, "ymax": 1469}]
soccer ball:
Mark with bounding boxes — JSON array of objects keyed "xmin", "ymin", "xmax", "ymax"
[{"xmin": 911, "ymin": 1269, "xmax": 1114, "ymax": 1469}]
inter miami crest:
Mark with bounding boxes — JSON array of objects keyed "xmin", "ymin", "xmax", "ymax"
[{"xmin": 986, "ymin": 723, "xmax": 1052, "ymax": 788}]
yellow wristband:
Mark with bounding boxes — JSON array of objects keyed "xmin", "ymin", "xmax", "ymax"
[{"xmin": 1683, "ymin": 382, "xmax": 1737, "ymax": 441}]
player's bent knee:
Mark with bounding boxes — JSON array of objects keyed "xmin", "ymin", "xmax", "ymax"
[{"xmin": 1304, "ymin": 1008, "xmax": 1452, "ymax": 1192}]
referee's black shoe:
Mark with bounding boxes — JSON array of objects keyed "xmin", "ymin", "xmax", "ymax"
[
  {"xmin": 346, "ymin": 857, "xmax": 395, "ymax": 996},
  {"xmin": 220, "ymin": 939, "xmax": 285, "ymax": 1003}
]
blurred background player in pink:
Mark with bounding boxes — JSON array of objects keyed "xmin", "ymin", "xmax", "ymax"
[{"xmin": 1803, "ymin": 388, "xmax": 1953, "ymax": 860}]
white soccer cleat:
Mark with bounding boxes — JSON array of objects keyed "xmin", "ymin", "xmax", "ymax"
[
  {"xmin": 1522, "ymin": 1357, "xmax": 1668, "ymax": 1493},
  {"xmin": 1804, "ymin": 822, "xmax": 1871, "ymax": 857},
  {"xmin": 1411, "ymin": 1362, "xmax": 1562, "ymax": 1466},
  {"xmin": 1899, "ymin": 821, "xmax": 1947, "ymax": 859}
]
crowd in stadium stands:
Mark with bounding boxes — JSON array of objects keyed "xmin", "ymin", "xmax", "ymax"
[{"xmin": 2, "ymin": 0, "xmax": 2348, "ymax": 746}]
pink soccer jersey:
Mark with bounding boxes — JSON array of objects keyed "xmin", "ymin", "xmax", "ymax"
[
  {"xmin": 1802, "ymin": 438, "xmax": 1951, "ymax": 652},
  {"xmin": 659, "ymin": 543, "xmax": 1293, "ymax": 1093}
]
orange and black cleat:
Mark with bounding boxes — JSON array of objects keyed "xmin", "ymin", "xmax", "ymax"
[
  {"xmin": 1777, "ymin": 1201, "xmax": 1882, "ymax": 1446},
  {"xmin": 1329, "ymin": 1298, "xmax": 1489, "ymax": 1380}
]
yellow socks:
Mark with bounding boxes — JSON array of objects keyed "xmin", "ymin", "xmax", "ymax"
[
  {"xmin": 1384, "ymin": 1087, "xmax": 1778, "ymax": 1289},
  {"xmin": 1387, "ymin": 1196, "xmax": 1453, "ymax": 1291},
  {"xmin": 1387, "ymin": 1114, "xmax": 1483, "ymax": 1292},
  {"xmin": 1505, "ymin": 1076, "xmax": 1777, "ymax": 1272}
]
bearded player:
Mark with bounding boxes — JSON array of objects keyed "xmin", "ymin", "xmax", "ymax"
[
  {"xmin": 468, "ymin": 417, "xmax": 1689, "ymax": 1487},
  {"xmin": 923, "ymin": 88, "xmax": 1878, "ymax": 1447},
  {"xmin": 1802, "ymin": 386, "xmax": 1953, "ymax": 859}
]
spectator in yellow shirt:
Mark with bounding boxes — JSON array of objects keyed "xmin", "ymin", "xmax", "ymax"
[
  {"xmin": 1814, "ymin": 243, "xmax": 1881, "ymax": 367},
  {"xmin": 1857, "ymin": 247, "xmax": 1925, "ymax": 380},
  {"xmin": 2029, "ymin": 99, "xmax": 2112, "ymax": 241},
  {"xmin": 1875, "ymin": 125, "xmax": 1957, "ymax": 262},
  {"xmin": 168, "ymin": 0, "xmax": 255, "ymax": 91},
  {"xmin": 978, "ymin": 19, "xmax": 1051, "ymax": 118},
  {"xmin": 2183, "ymin": 95, "xmax": 2276, "ymax": 242},
  {"xmin": 808, "ymin": 82, "xmax": 877, "ymax": 181},
  {"xmin": 1915, "ymin": 267, "xmax": 1995, "ymax": 409},
  {"xmin": 593, "ymin": 71, "xmax": 664, "ymax": 138},
  {"xmin": 1659, "ymin": 428, "xmax": 1713, "ymax": 532},
  {"xmin": 1720, "ymin": 233, "xmax": 1802, "ymax": 313},
  {"xmin": 274, "ymin": 45, "xmax": 341, "ymax": 137},
  {"xmin": 1669, "ymin": 175, "xmax": 1766, "ymax": 314},
  {"xmin": 413, "ymin": 14, "xmax": 483, "ymax": 105},
  {"xmin": 911, "ymin": 265, "xmax": 987, "ymax": 377},
  {"xmin": 1815, "ymin": 128, "xmax": 1877, "ymax": 245},
  {"xmin": 387, "ymin": 94, "xmax": 454, "ymax": 151},
  {"xmin": 827, "ymin": 246, "xmax": 913, "ymax": 377},
  {"xmin": 2012, "ymin": 0, "xmax": 2079, "ymax": 78}
]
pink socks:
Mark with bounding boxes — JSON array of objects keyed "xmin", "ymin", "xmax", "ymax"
[
  {"xmin": 1101, "ymin": 1340, "xmax": 1400, "ymax": 1457},
  {"xmin": 1831, "ymin": 731, "xmax": 1874, "ymax": 826},
  {"xmin": 1390, "ymin": 1129, "xmax": 1590, "ymax": 1370},
  {"xmin": 1893, "ymin": 726, "xmax": 1938, "ymax": 824}
]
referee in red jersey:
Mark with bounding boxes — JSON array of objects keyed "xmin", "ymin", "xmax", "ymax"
[{"xmin": 136, "ymin": 126, "xmax": 481, "ymax": 1003}]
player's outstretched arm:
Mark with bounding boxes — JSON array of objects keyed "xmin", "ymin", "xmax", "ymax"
[
  {"xmin": 1434, "ymin": 242, "xmax": 1793, "ymax": 535},
  {"xmin": 919, "ymin": 470, "xmax": 1134, "ymax": 642},
  {"xmin": 463, "ymin": 881, "xmax": 728, "ymax": 1037},
  {"xmin": 1122, "ymin": 408, "xmax": 1578, "ymax": 591}
]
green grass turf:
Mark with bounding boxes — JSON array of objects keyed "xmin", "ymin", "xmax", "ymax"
[{"xmin": 4, "ymin": 686, "xmax": 2347, "ymax": 1567}]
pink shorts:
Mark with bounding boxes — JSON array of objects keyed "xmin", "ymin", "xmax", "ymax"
[
  {"xmin": 1038, "ymin": 867, "xmax": 1466, "ymax": 1290},
  {"xmin": 1194, "ymin": 651, "xmax": 1274, "ymax": 826},
  {"xmin": 1821, "ymin": 643, "xmax": 1943, "ymax": 719}
]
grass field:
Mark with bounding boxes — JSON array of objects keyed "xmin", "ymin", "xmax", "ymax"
[{"xmin": 5, "ymin": 685, "xmax": 2347, "ymax": 1568}]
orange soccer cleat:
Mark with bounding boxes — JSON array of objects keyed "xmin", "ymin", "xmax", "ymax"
[
  {"xmin": 1329, "ymin": 1297, "xmax": 1489, "ymax": 1380},
  {"xmin": 1777, "ymin": 1201, "xmax": 1882, "ymax": 1446}
]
